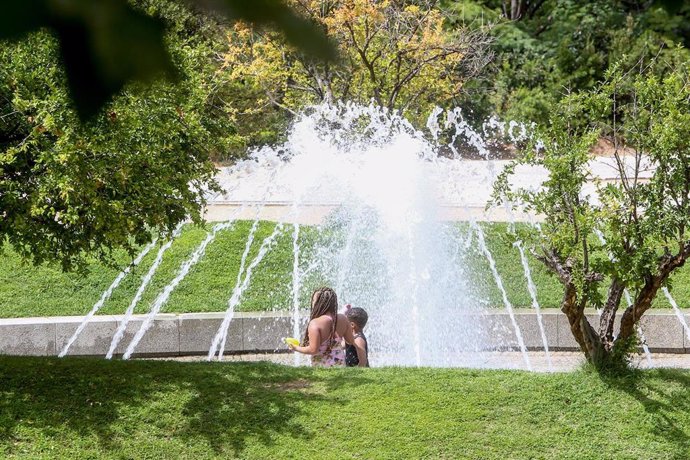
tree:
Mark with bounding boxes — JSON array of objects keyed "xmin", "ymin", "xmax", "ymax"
[
  {"xmin": 0, "ymin": 3, "xmax": 230, "ymax": 270},
  {"xmin": 223, "ymin": 0, "xmax": 491, "ymax": 125},
  {"xmin": 493, "ymin": 61, "xmax": 690, "ymax": 369}
]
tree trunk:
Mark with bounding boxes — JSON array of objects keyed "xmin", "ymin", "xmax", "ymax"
[
  {"xmin": 560, "ymin": 283, "xmax": 599, "ymax": 355},
  {"xmin": 504, "ymin": 0, "xmax": 527, "ymax": 20},
  {"xmin": 537, "ymin": 246, "xmax": 690, "ymax": 369},
  {"xmin": 617, "ymin": 245, "xmax": 690, "ymax": 348},
  {"xmin": 560, "ymin": 281, "xmax": 617, "ymax": 368},
  {"xmin": 538, "ymin": 250, "xmax": 609, "ymax": 364},
  {"xmin": 599, "ymin": 278, "xmax": 625, "ymax": 351},
  {"xmin": 511, "ymin": 0, "xmax": 521, "ymax": 20}
]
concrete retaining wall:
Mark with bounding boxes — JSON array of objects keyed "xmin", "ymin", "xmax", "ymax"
[
  {"xmin": 0, "ymin": 312, "xmax": 307, "ymax": 358},
  {"xmin": 203, "ymin": 202, "xmax": 538, "ymax": 224},
  {"xmin": 480, "ymin": 310, "xmax": 690, "ymax": 353},
  {"xmin": 0, "ymin": 310, "xmax": 688, "ymax": 357}
]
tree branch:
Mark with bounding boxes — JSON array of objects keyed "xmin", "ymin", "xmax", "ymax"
[{"xmin": 617, "ymin": 241, "xmax": 690, "ymax": 344}]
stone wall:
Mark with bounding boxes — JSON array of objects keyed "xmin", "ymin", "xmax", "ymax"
[{"xmin": 0, "ymin": 310, "xmax": 687, "ymax": 357}]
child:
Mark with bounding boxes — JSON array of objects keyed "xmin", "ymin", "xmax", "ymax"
[
  {"xmin": 345, "ymin": 304, "xmax": 369, "ymax": 367},
  {"xmin": 289, "ymin": 287, "xmax": 355, "ymax": 367}
]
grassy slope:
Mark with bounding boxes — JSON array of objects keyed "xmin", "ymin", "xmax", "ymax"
[
  {"xmin": 1, "ymin": 221, "xmax": 689, "ymax": 318},
  {"xmin": 0, "ymin": 221, "xmax": 308, "ymax": 318},
  {"xmin": 1, "ymin": 357, "xmax": 689, "ymax": 459}
]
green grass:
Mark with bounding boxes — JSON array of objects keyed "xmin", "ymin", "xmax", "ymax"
[
  {"xmin": 0, "ymin": 221, "xmax": 318, "ymax": 318},
  {"xmin": 2, "ymin": 220, "xmax": 690, "ymax": 318},
  {"xmin": 1, "ymin": 357, "xmax": 689, "ymax": 459}
]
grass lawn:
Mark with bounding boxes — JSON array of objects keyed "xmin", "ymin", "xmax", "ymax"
[
  {"xmin": 0, "ymin": 356, "xmax": 689, "ymax": 459},
  {"xmin": 2, "ymin": 221, "xmax": 690, "ymax": 318}
]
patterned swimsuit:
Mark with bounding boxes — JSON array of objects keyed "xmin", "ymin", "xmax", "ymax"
[{"xmin": 310, "ymin": 316, "xmax": 345, "ymax": 367}]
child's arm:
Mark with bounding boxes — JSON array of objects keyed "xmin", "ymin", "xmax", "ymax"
[
  {"xmin": 341, "ymin": 314, "xmax": 356, "ymax": 345},
  {"xmin": 354, "ymin": 336, "xmax": 368, "ymax": 367},
  {"xmin": 290, "ymin": 321, "xmax": 321, "ymax": 355}
]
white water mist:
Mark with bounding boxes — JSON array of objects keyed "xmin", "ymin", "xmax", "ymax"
[
  {"xmin": 58, "ymin": 239, "xmax": 157, "ymax": 357},
  {"xmin": 122, "ymin": 220, "xmax": 236, "ymax": 359}
]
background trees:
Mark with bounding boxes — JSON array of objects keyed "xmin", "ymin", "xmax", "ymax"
[
  {"xmin": 450, "ymin": 0, "xmax": 690, "ymax": 125},
  {"xmin": 223, "ymin": 0, "xmax": 491, "ymax": 125},
  {"xmin": 221, "ymin": 0, "xmax": 690, "ymax": 136}
]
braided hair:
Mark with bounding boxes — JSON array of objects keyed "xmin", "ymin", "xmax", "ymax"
[{"xmin": 302, "ymin": 286, "xmax": 338, "ymax": 346}]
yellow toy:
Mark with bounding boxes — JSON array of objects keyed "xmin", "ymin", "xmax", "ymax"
[{"xmin": 284, "ymin": 337, "xmax": 300, "ymax": 347}]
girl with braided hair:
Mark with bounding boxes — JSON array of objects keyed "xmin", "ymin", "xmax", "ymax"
[{"xmin": 288, "ymin": 286, "xmax": 355, "ymax": 367}]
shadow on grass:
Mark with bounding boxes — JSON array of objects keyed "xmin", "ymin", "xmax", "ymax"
[
  {"xmin": 599, "ymin": 367, "xmax": 690, "ymax": 456},
  {"xmin": 0, "ymin": 356, "xmax": 373, "ymax": 456}
]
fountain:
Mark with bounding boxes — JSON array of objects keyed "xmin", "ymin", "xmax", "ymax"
[
  {"xmin": 106, "ymin": 224, "xmax": 183, "ymax": 359},
  {"xmin": 63, "ymin": 101, "xmax": 602, "ymax": 368},
  {"xmin": 472, "ymin": 222, "xmax": 531, "ymax": 370},
  {"xmin": 58, "ymin": 239, "xmax": 158, "ymax": 357},
  {"xmin": 514, "ymin": 240, "xmax": 553, "ymax": 370},
  {"xmin": 662, "ymin": 288, "xmax": 690, "ymax": 344},
  {"xmin": 122, "ymin": 217, "xmax": 241, "ymax": 359},
  {"xmin": 209, "ymin": 222, "xmax": 286, "ymax": 360}
]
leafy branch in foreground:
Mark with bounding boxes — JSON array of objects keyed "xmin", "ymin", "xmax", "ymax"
[
  {"xmin": 0, "ymin": 0, "xmax": 337, "ymax": 270},
  {"xmin": 1, "ymin": 0, "xmax": 336, "ymax": 120}
]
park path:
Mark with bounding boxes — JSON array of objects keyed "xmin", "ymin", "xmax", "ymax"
[{"xmin": 146, "ymin": 350, "xmax": 690, "ymax": 372}]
